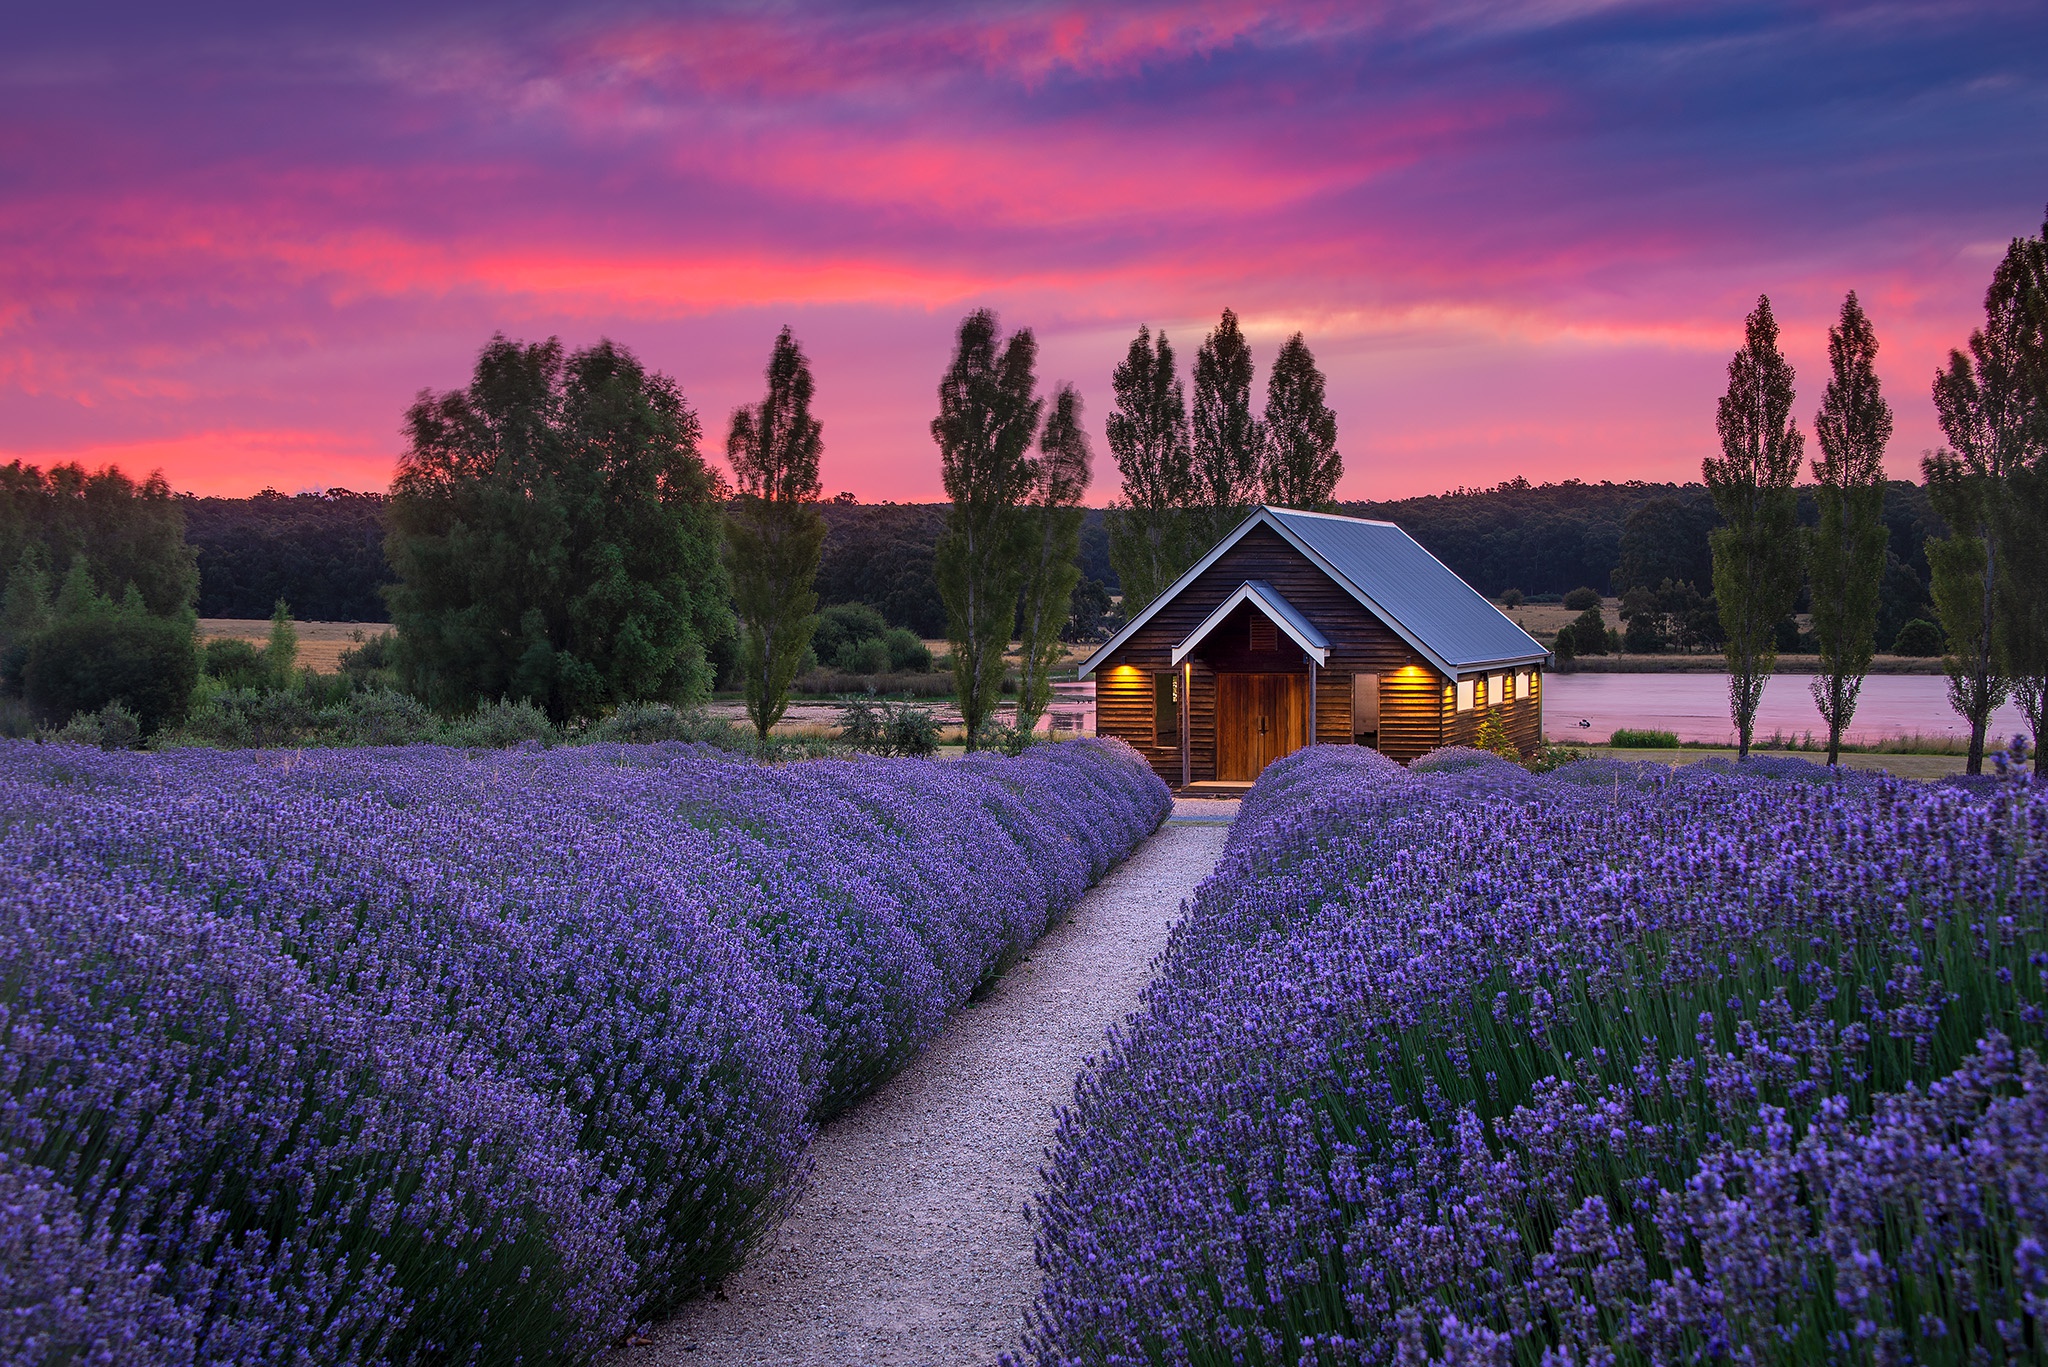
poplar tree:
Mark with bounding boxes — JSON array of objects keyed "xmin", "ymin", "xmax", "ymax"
[
  {"xmin": 726, "ymin": 327, "xmax": 827, "ymax": 742},
  {"xmin": 933, "ymin": 310, "xmax": 1042, "ymax": 749},
  {"xmin": 1807, "ymin": 292, "xmax": 1891, "ymax": 766},
  {"xmin": 1015, "ymin": 383, "xmax": 1091, "ymax": 737},
  {"xmin": 1705, "ymin": 296, "xmax": 1805, "ymax": 760},
  {"xmin": 1993, "ymin": 210, "xmax": 2048, "ymax": 775},
  {"xmin": 1262, "ymin": 333, "xmax": 1342, "ymax": 509},
  {"xmin": 1190, "ymin": 308, "xmax": 1264, "ymax": 548},
  {"xmin": 1925, "ymin": 227, "xmax": 2041, "ymax": 773},
  {"xmin": 266, "ymin": 598, "xmax": 299, "ymax": 688},
  {"xmin": 1105, "ymin": 326, "xmax": 1194, "ymax": 614}
]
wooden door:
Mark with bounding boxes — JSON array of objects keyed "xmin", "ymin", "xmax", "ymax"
[{"xmin": 1216, "ymin": 673, "xmax": 1309, "ymax": 780}]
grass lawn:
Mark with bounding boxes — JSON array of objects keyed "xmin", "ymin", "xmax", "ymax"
[{"xmin": 1593, "ymin": 744, "xmax": 1969, "ymax": 781}]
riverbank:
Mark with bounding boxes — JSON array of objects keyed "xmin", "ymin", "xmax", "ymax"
[{"xmin": 1592, "ymin": 744, "xmax": 1970, "ymax": 781}]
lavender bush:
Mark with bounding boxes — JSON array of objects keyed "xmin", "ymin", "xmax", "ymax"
[
  {"xmin": 1, "ymin": 736, "xmax": 1168, "ymax": 1364},
  {"xmin": 1017, "ymin": 746, "xmax": 2048, "ymax": 1366}
]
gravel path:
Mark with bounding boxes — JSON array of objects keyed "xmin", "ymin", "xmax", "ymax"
[{"xmin": 623, "ymin": 798, "xmax": 1237, "ymax": 1367}]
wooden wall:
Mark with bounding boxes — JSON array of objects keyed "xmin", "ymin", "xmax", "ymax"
[{"xmin": 1094, "ymin": 524, "xmax": 1529, "ymax": 781}]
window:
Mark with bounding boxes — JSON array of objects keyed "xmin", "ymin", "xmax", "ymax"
[
  {"xmin": 1455, "ymin": 678, "xmax": 1475, "ymax": 711},
  {"xmin": 1487, "ymin": 673, "xmax": 1505, "ymax": 706},
  {"xmin": 1352, "ymin": 673, "xmax": 1380, "ymax": 746},
  {"xmin": 1249, "ymin": 615, "xmax": 1277, "ymax": 651},
  {"xmin": 1153, "ymin": 672, "xmax": 1180, "ymax": 748},
  {"xmin": 1515, "ymin": 670, "xmax": 1531, "ymax": 700}
]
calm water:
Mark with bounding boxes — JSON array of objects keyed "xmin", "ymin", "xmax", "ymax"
[{"xmin": 1544, "ymin": 672, "xmax": 2032, "ymax": 746}]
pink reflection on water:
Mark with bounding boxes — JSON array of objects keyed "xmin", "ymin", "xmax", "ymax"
[{"xmin": 1544, "ymin": 673, "xmax": 2031, "ymax": 747}]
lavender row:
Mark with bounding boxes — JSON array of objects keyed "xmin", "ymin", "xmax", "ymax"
[
  {"xmin": 1016, "ymin": 747, "xmax": 2048, "ymax": 1365},
  {"xmin": 0, "ymin": 736, "xmax": 1169, "ymax": 1365}
]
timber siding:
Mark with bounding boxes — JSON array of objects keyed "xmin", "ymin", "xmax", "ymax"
[{"xmin": 1093, "ymin": 522, "xmax": 1545, "ymax": 784}]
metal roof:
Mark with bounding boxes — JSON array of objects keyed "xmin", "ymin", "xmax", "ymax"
[
  {"xmin": 1172, "ymin": 580, "xmax": 1329, "ymax": 667},
  {"xmin": 1079, "ymin": 506, "xmax": 1546, "ymax": 678}
]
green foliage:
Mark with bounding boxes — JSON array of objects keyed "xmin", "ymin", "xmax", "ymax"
[
  {"xmin": 1707, "ymin": 294, "xmax": 1806, "ymax": 758},
  {"xmin": 1891, "ymin": 618, "xmax": 1944, "ymax": 656},
  {"xmin": 1499, "ymin": 588, "xmax": 1524, "ymax": 608},
  {"xmin": 1473, "ymin": 706, "xmax": 1519, "ymax": 759},
  {"xmin": 1524, "ymin": 739, "xmax": 1586, "ymax": 773},
  {"xmin": 23, "ymin": 611, "xmax": 198, "ymax": 736},
  {"xmin": 835, "ymin": 693, "xmax": 941, "ymax": 757},
  {"xmin": 265, "ymin": 598, "xmax": 299, "ymax": 686},
  {"xmin": 1562, "ymin": 586, "xmax": 1601, "ymax": 610},
  {"xmin": 185, "ymin": 488, "xmax": 390, "ymax": 619},
  {"xmin": 53, "ymin": 700, "xmax": 142, "ymax": 751},
  {"xmin": 1550, "ymin": 623, "xmax": 1576, "ymax": 664},
  {"xmin": 1016, "ymin": 383, "xmax": 1089, "ymax": 735},
  {"xmin": 0, "ymin": 461, "xmax": 197, "ymax": 620},
  {"xmin": 201, "ymin": 636, "xmax": 269, "ymax": 690},
  {"xmin": 384, "ymin": 335, "xmax": 732, "ymax": 723},
  {"xmin": 880, "ymin": 627, "xmax": 930, "ymax": 673},
  {"xmin": 1999, "ymin": 460, "xmax": 2048, "ymax": 775},
  {"xmin": 1608, "ymin": 726, "xmax": 1679, "ymax": 748},
  {"xmin": 1261, "ymin": 332, "xmax": 1341, "ymax": 509},
  {"xmin": 1808, "ymin": 291, "xmax": 1893, "ymax": 764},
  {"xmin": 1062, "ymin": 577, "xmax": 1116, "ymax": 643},
  {"xmin": 441, "ymin": 696, "xmax": 556, "ymax": 749},
  {"xmin": 933, "ymin": 310, "xmax": 1041, "ymax": 748},
  {"xmin": 1927, "ymin": 532, "xmax": 2010, "ymax": 769},
  {"xmin": 812, "ymin": 602, "xmax": 889, "ymax": 663},
  {"xmin": 1105, "ymin": 325, "xmax": 1195, "ymax": 615},
  {"xmin": 1190, "ymin": 308, "xmax": 1264, "ymax": 547},
  {"xmin": 726, "ymin": 327, "xmax": 829, "ymax": 741},
  {"xmin": 336, "ymin": 630, "xmax": 394, "ymax": 686},
  {"xmin": 1566, "ymin": 606, "xmax": 1609, "ymax": 656}
]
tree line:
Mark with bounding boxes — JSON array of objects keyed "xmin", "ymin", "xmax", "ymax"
[{"xmin": 1704, "ymin": 209, "xmax": 2046, "ymax": 773}]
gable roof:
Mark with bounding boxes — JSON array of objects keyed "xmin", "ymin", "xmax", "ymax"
[
  {"xmin": 1172, "ymin": 580, "xmax": 1329, "ymax": 667},
  {"xmin": 1079, "ymin": 505, "xmax": 1547, "ymax": 679}
]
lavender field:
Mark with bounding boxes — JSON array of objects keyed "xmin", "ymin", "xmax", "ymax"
[
  {"xmin": 1018, "ymin": 748, "xmax": 2048, "ymax": 1366},
  {"xmin": 0, "ymin": 737, "xmax": 1169, "ymax": 1365}
]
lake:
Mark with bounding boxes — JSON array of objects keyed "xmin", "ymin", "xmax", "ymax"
[{"xmin": 1544, "ymin": 672, "xmax": 2033, "ymax": 746}]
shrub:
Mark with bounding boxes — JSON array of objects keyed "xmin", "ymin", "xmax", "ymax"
[
  {"xmin": 332, "ymin": 687, "xmax": 438, "ymax": 746},
  {"xmin": 202, "ymin": 635, "xmax": 270, "ymax": 690},
  {"xmin": 1473, "ymin": 705, "xmax": 1519, "ymax": 759},
  {"xmin": 1015, "ymin": 747, "xmax": 2048, "ymax": 1366},
  {"xmin": 442, "ymin": 695, "xmax": 555, "ymax": 748},
  {"xmin": 882, "ymin": 626, "xmax": 932, "ymax": 673},
  {"xmin": 1499, "ymin": 587, "xmax": 1524, "ymax": 608},
  {"xmin": 335, "ymin": 630, "xmax": 393, "ymax": 683},
  {"xmin": 837, "ymin": 693, "xmax": 941, "ymax": 757},
  {"xmin": 1, "ymin": 737, "xmax": 1170, "ymax": 1361},
  {"xmin": 813, "ymin": 602, "xmax": 889, "ymax": 663},
  {"xmin": 1892, "ymin": 616, "xmax": 1943, "ymax": 655},
  {"xmin": 1550, "ymin": 625, "xmax": 1576, "ymax": 663},
  {"xmin": 53, "ymin": 700, "xmax": 143, "ymax": 750},
  {"xmin": 1567, "ymin": 605, "xmax": 1609, "ymax": 655},
  {"xmin": 1563, "ymin": 585, "xmax": 1601, "ymax": 610},
  {"xmin": 840, "ymin": 636, "xmax": 891, "ymax": 674},
  {"xmin": 173, "ymin": 687, "xmax": 325, "ymax": 748},
  {"xmin": 22, "ymin": 613, "xmax": 198, "ymax": 735},
  {"xmin": 1608, "ymin": 725, "xmax": 1680, "ymax": 747}
]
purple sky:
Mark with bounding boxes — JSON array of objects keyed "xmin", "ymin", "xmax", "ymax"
[{"xmin": 2, "ymin": 2, "xmax": 2044, "ymax": 501}]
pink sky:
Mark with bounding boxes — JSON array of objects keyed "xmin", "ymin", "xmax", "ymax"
[{"xmin": 2, "ymin": 3, "xmax": 2043, "ymax": 502}]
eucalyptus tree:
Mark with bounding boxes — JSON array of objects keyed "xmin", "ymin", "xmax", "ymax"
[
  {"xmin": 1262, "ymin": 333, "xmax": 1342, "ymax": 509},
  {"xmin": 1190, "ymin": 308, "xmax": 1264, "ymax": 548},
  {"xmin": 933, "ymin": 310, "xmax": 1042, "ymax": 749},
  {"xmin": 1015, "ymin": 383, "xmax": 1091, "ymax": 737},
  {"xmin": 1807, "ymin": 292, "xmax": 1892, "ymax": 766},
  {"xmin": 1705, "ymin": 296, "xmax": 1805, "ymax": 760},
  {"xmin": 726, "ymin": 327, "xmax": 828, "ymax": 741},
  {"xmin": 1105, "ymin": 326, "xmax": 1194, "ymax": 613}
]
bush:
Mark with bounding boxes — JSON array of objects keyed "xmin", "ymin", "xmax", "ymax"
[
  {"xmin": 23, "ymin": 614, "xmax": 197, "ymax": 735},
  {"xmin": 1562, "ymin": 585, "xmax": 1601, "ymax": 610},
  {"xmin": 336, "ymin": 630, "xmax": 393, "ymax": 683},
  {"xmin": 882, "ymin": 626, "xmax": 931, "ymax": 673},
  {"xmin": 53, "ymin": 701, "xmax": 143, "ymax": 751},
  {"xmin": 201, "ymin": 635, "xmax": 269, "ymax": 690},
  {"xmin": 1622, "ymin": 611, "xmax": 1665, "ymax": 653},
  {"xmin": 1550, "ymin": 626, "xmax": 1576, "ymax": 663},
  {"xmin": 1892, "ymin": 617, "xmax": 1943, "ymax": 656},
  {"xmin": 840, "ymin": 637, "xmax": 891, "ymax": 674},
  {"xmin": 1608, "ymin": 726, "xmax": 1679, "ymax": 747},
  {"xmin": 1566, "ymin": 605, "xmax": 1609, "ymax": 656},
  {"xmin": 813, "ymin": 602, "xmax": 889, "ymax": 663},
  {"xmin": 1499, "ymin": 587, "xmax": 1524, "ymax": 608},
  {"xmin": 443, "ymin": 696, "xmax": 555, "ymax": 748},
  {"xmin": 837, "ymin": 693, "xmax": 941, "ymax": 757},
  {"xmin": 333, "ymin": 687, "xmax": 438, "ymax": 746}
]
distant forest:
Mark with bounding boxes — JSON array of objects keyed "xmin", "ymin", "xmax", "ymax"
[{"xmin": 184, "ymin": 479, "xmax": 1940, "ymax": 647}]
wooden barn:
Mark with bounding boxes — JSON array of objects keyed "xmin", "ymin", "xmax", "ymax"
[{"xmin": 1079, "ymin": 506, "xmax": 1549, "ymax": 790}]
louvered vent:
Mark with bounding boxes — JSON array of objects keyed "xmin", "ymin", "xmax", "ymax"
[{"xmin": 1249, "ymin": 616, "xmax": 1277, "ymax": 651}]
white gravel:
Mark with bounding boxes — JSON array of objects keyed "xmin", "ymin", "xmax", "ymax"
[{"xmin": 623, "ymin": 798, "xmax": 1237, "ymax": 1367}]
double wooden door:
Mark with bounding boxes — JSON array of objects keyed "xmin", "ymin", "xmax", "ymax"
[{"xmin": 1216, "ymin": 672, "xmax": 1308, "ymax": 780}]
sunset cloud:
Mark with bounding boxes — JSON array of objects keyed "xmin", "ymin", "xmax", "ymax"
[{"xmin": 2, "ymin": 1, "xmax": 2042, "ymax": 501}]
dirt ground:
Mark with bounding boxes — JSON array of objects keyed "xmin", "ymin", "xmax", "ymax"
[{"xmin": 197, "ymin": 620, "xmax": 390, "ymax": 673}]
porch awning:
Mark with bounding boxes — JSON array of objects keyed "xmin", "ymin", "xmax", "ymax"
[{"xmin": 1171, "ymin": 580, "xmax": 1329, "ymax": 667}]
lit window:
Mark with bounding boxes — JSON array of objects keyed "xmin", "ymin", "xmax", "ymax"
[
  {"xmin": 1455, "ymin": 678, "xmax": 1474, "ymax": 711},
  {"xmin": 1515, "ymin": 670, "xmax": 1530, "ymax": 700},
  {"xmin": 1487, "ymin": 673, "xmax": 1505, "ymax": 706},
  {"xmin": 1153, "ymin": 673, "xmax": 1179, "ymax": 747}
]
